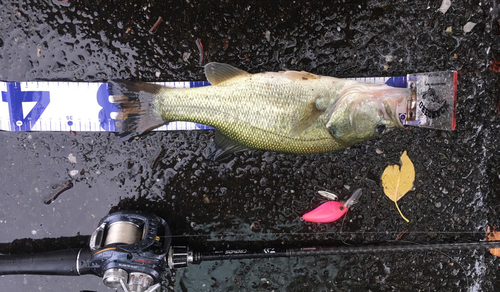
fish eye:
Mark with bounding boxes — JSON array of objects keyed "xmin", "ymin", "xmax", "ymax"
[{"xmin": 375, "ymin": 124, "xmax": 386, "ymax": 134}]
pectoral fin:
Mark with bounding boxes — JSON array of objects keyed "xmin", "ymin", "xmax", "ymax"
[
  {"xmin": 289, "ymin": 98, "xmax": 324, "ymax": 137},
  {"xmin": 205, "ymin": 63, "xmax": 251, "ymax": 85}
]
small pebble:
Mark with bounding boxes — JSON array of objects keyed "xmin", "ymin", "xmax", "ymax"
[
  {"xmin": 250, "ymin": 221, "xmax": 261, "ymax": 231},
  {"xmin": 463, "ymin": 22, "xmax": 476, "ymax": 33},
  {"xmin": 439, "ymin": 0, "xmax": 451, "ymax": 14},
  {"xmin": 68, "ymin": 153, "xmax": 77, "ymax": 164}
]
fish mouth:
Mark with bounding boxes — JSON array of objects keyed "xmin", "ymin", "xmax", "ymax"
[
  {"xmin": 333, "ymin": 83, "xmax": 410, "ymax": 125},
  {"xmin": 380, "ymin": 88, "xmax": 411, "ymax": 128},
  {"xmin": 324, "ymin": 83, "xmax": 411, "ymax": 138}
]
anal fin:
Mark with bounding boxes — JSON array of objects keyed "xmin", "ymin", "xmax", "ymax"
[{"xmin": 208, "ymin": 131, "xmax": 253, "ymax": 161}]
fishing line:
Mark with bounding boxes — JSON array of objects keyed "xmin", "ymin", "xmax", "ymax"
[{"xmin": 432, "ymin": 248, "xmax": 471, "ymax": 288}]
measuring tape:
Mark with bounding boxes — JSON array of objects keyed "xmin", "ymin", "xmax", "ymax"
[
  {"xmin": 0, "ymin": 73, "xmax": 454, "ymax": 132},
  {"xmin": 0, "ymin": 81, "xmax": 209, "ymax": 132}
]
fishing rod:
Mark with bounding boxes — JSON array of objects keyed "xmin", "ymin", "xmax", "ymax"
[{"xmin": 0, "ymin": 210, "xmax": 499, "ymax": 292}]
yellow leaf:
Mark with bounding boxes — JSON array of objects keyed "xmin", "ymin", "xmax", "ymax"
[
  {"xmin": 486, "ymin": 226, "xmax": 500, "ymax": 257},
  {"xmin": 381, "ymin": 150, "xmax": 415, "ymax": 222}
]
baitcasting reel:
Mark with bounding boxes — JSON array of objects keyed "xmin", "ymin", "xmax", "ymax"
[
  {"xmin": 88, "ymin": 211, "xmax": 171, "ymax": 292},
  {"xmin": 0, "ymin": 211, "xmax": 171, "ymax": 292}
]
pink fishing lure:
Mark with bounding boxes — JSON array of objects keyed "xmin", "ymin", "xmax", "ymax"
[
  {"xmin": 302, "ymin": 188, "xmax": 362, "ymax": 223},
  {"xmin": 302, "ymin": 201, "xmax": 347, "ymax": 223}
]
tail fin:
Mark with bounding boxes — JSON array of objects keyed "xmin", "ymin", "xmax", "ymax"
[{"xmin": 107, "ymin": 80, "xmax": 166, "ymax": 140}]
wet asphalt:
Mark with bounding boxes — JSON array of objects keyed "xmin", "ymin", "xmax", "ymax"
[{"xmin": 1, "ymin": 0, "xmax": 500, "ymax": 291}]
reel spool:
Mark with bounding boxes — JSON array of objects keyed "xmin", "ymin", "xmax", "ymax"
[
  {"xmin": 104, "ymin": 221, "xmax": 142, "ymax": 246},
  {"xmin": 89, "ymin": 211, "xmax": 171, "ymax": 292}
]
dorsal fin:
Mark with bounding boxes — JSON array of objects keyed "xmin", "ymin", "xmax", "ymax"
[{"xmin": 204, "ymin": 62, "xmax": 250, "ymax": 85}]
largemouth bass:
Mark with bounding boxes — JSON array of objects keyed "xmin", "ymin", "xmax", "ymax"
[{"xmin": 108, "ymin": 63, "xmax": 410, "ymax": 158}]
